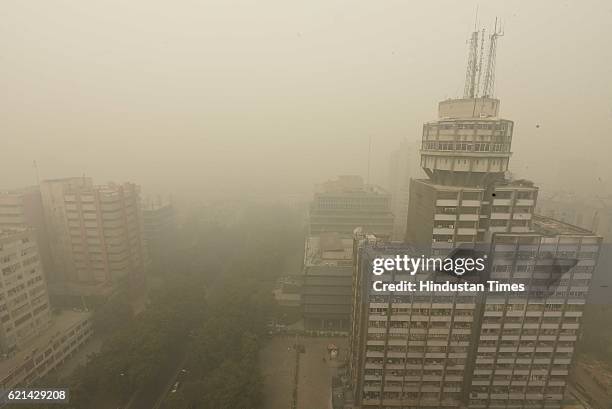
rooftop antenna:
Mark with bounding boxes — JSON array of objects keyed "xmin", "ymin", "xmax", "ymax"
[
  {"xmin": 463, "ymin": 7, "xmax": 480, "ymax": 98},
  {"xmin": 463, "ymin": 30, "xmax": 479, "ymax": 98},
  {"xmin": 482, "ymin": 17, "xmax": 504, "ymax": 98},
  {"xmin": 475, "ymin": 28, "xmax": 486, "ymax": 98}
]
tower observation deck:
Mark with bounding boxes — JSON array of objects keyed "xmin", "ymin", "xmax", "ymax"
[{"xmin": 420, "ymin": 97, "xmax": 513, "ymax": 187}]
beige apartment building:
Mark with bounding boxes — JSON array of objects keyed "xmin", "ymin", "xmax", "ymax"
[{"xmin": 40, "ymin": 178, "xmax": 147, "ymax": 296}]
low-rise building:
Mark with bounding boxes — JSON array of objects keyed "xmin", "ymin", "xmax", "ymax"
[
  {"xmin": 309, "ymin": 176, "xmax": 394, "ymax": 236},
  {"xmin": 301, "ymin": 233, "xmax": 355, "ymax": 330},
  {"xmin": 302, "ymin": 265, "xmax": 352, "ymax": 330},
  {"xmin": 0, "ymin": 310, "xmax": 92, "ymax": 389}
]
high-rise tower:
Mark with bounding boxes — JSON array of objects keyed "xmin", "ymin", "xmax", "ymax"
[
  {"xmin": 40, "ymin": 178, "xmax": 148, "ymax": 297},
  {"xmin": 406, "ymin": 23, "xmax": 537, "ymax": 252},
  {"xmin": 347, "ymin": 24, "xmax": 601, "ymax": 409}
]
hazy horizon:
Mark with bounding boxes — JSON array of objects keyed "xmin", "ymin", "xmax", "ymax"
[{"xmin": 2, "ymin": 0, "xmax": 612, "ymax": 200}]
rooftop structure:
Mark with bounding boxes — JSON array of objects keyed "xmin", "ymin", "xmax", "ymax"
[
  {"xmin": 0, "ymin": 309, "xmax": 92, "ymax": 388},
  {"xmin": 304, "ymin": 233, "xmax": 353, "ymax": 267}
]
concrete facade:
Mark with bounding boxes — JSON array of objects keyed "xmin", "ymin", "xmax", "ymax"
[
  {"xmin": 40, "ymin": 178, "xmax": 147, "ymax": 295},
  {"xmin": 0, "ymin": 228, "xmax": 93, "ymax": 389},
  {"xmin": 310, "ymin": 176, "xmax": 394, "ymax": 236}
]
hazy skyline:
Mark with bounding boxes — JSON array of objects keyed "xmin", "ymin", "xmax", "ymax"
[{"xmin": 2, "ymin": 0, "xmax": 611, "ymax": 199}]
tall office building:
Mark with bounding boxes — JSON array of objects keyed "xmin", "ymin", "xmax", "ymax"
[
  {"xmin": 406, "ymin": 96, "xmax": 538, "ymax": 252},
  {"xmin": 405, "ymin": 25, "xmax": 537, "ymax": 252},
  {"xmin": 349, "ymin": 234, "xmax": 478, "ymax": 408},
  {"xmin": 349, "ymin": 218, "xmax": 600, "ymax": 409},
  {"xmin": 40, "ymin": 177, "xmax": 93, "ymax": 284},
  {"xmin": 347, "ymin": 27, "xmax": 602, "ymax": 409},
  {"xmin": 40, "ymin": 178, "xmax": 147, "ymax": 296},
  {"xmin": 309, "ymin": 175, "xmax": 394, "ymax": 236},
  {"xmin": 469, "ymin": 216, "xmax": 600, "ymax": 408}
]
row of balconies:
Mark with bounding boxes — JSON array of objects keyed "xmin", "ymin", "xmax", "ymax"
[
  {"xmin": 432, "ymin": 227, "xmax": 478, "ymax": 235},
  {"xmin": 470, "ymin": 392, "xmax": 563, "ymax": 399},
  {"xmin": 434, "ymin": 199, "xmax": 480, "ymax": 207},
  {"xmin": 434, "ymin": 214, "xmax": 481, "ymax": 221}
]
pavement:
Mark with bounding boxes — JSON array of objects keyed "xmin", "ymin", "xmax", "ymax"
[
  {"xmin": 297, "ymin": 337, "xmax": 347, "ymax": 409},
  {"xmin": 260, "ymin": 335, "xmax": 348, "ymax": 409},
  {"xmin": 260, "ymin": 336, "xmax": 297, "ymax": 409}
]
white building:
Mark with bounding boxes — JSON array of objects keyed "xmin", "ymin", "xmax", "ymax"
[
  {"xmin": 0, "ymin": 187, "xmax": 54, "ymax": 279},
  {"xmin": 406, "ymin": 97, "xmax": 538, "ymax": 253},
  {"xmin": 0, "ymin": 228, "xmax": 92, "ymax": 388},
  {"xmin": 0, "ymin": 229, "xmax": 51, "ymax": 354}
]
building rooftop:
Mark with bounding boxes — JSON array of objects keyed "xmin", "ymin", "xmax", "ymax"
[
  {"xmin": 305, "ymin": 265, "xmax": 352, "ymax": 277},
  {"xmin": 356, "ymin": 233, "xmax": 419, "ymax": 258},
  {"xmin": 0, "ymin": 186, "xmax": 40, "ymax": 195},
  {"xmin": 437, "ymin": 97, "xmax": 500, "ymax": 119},
  {"xmin": 304, "ymin": 234, "xmax": 353, "ymax": 267},
  {"xmin": 0, "ymin": 227, "xmax": 30, "ymax": 240},
  {"xmin": 316, "ymin": 175, "xmax": 389, "ymax": 196},
  {"xmin": 0, "ymin": 310, "xmax": 91, "ymax": 376},
  {"xmin": 533, "ymin": 215, "xmax": 596, "ymax": 236}
]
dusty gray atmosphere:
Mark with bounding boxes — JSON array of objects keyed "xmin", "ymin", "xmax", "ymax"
[
  {"xmin": 2, "ymin": 0, "xmax": 611, "ymax": 200},
  {"xmin": 2, "ymin": 2, "xmax": 612, "ymax": 409}
]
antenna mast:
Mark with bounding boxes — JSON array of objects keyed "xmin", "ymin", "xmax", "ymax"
[
  {"xmin": 475, "ymin": 29, "xmax": 486, "ymax": 98},
  {"xmin": 482, "ymin": 18, "xmax": 504, "ymax": 98},
  {"xmin": 463, "ymin": 29, "xmax": 479, "ymax": 99}
]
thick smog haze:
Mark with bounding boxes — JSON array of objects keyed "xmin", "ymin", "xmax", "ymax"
[
  {"xmin": 2, "ymin": 0, "xmax": 611, "ymax": 198},
  {"xmin": 3, "ymin": 3, "xmax": 612, "ymax": 407}
]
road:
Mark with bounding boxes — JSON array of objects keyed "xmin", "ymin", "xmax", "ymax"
[
  {"xmin": 152, "ymin": 355, "xmax": 189, "ymax": 409},
  {"xmin": 124, "ymin": 347, "xmax": 188, "ymax": 409}
]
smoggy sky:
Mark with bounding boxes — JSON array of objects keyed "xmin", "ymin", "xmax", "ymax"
[{"xmin": 2, "ymin": 0, "xmax": 611, "ymax": 200}]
